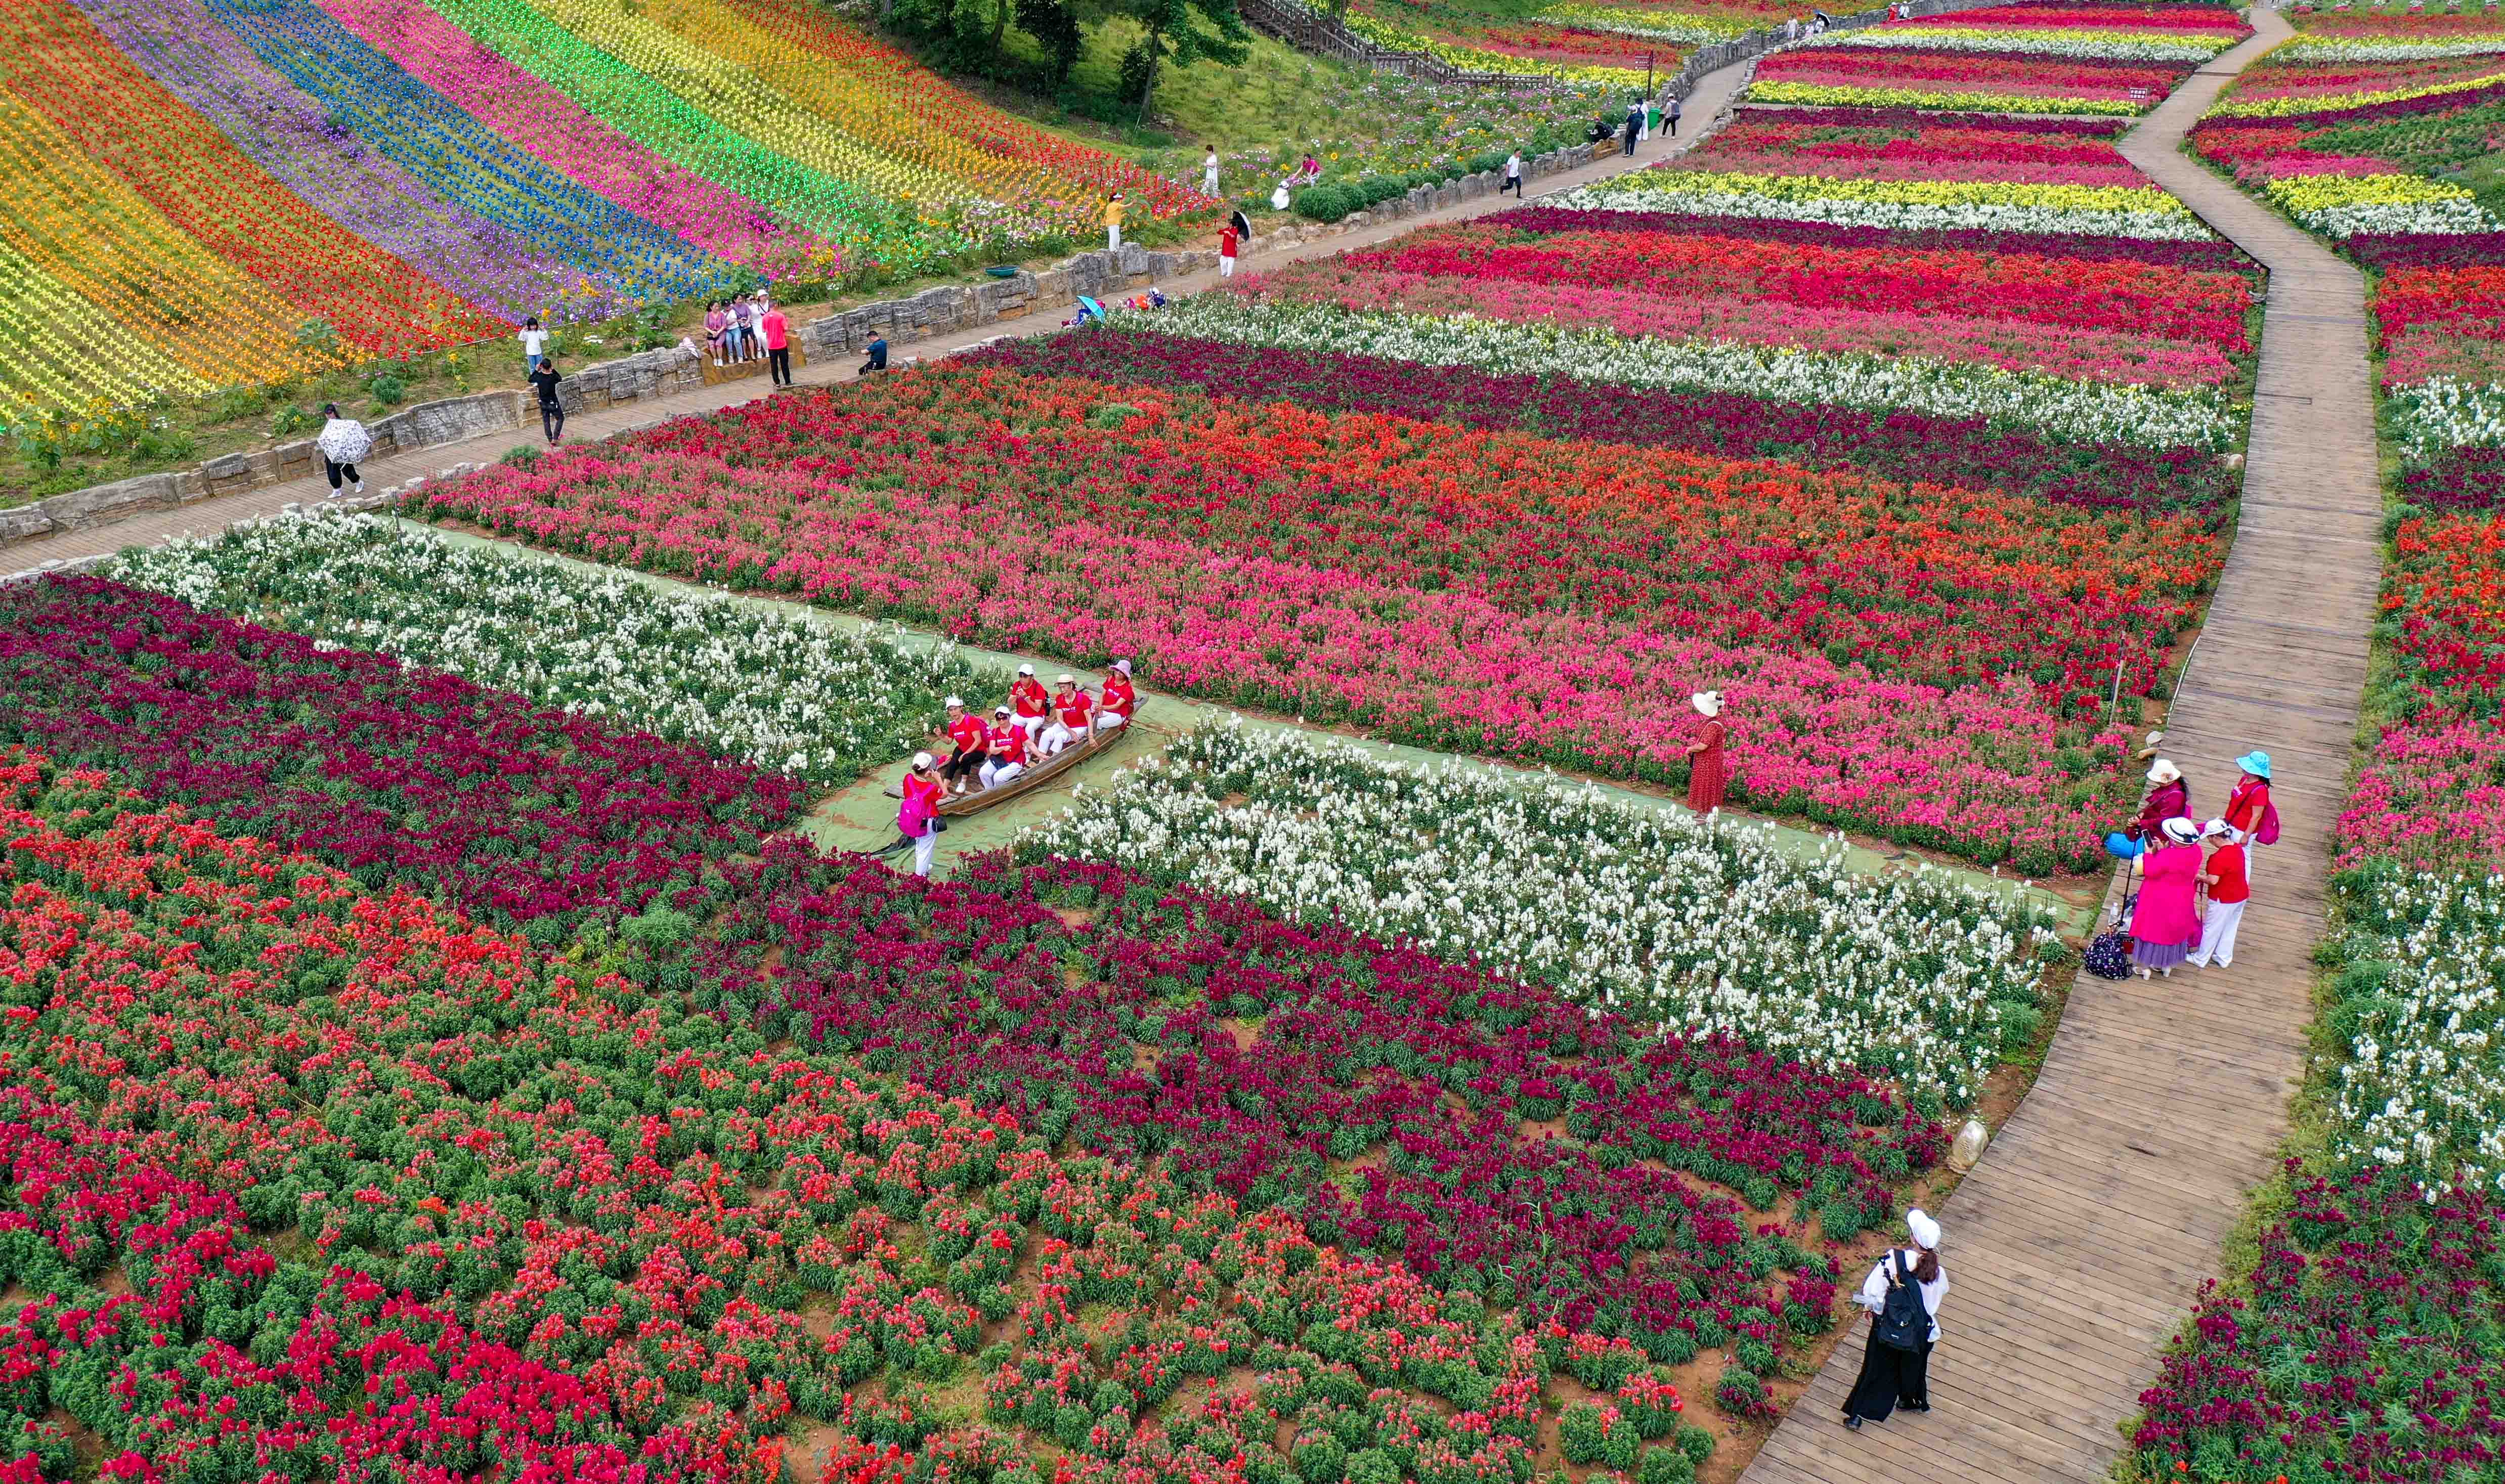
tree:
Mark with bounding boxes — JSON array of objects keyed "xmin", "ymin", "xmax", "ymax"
[
  {"xmin": 1103, "ymin": 0, "xmax": 1250, "ymax": 123},
  {"xmin": 1016, "ymin": 0, "xmax": 1084, "ymax": 85}
]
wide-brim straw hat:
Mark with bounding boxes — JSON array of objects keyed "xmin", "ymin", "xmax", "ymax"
[
  {"xmin": 1691, "ymin": 690, "xmax": 1724, "ymax": 718},
  {"xmin": 2146, "ymin": 758, "xmax": 2182, "ymax": 785}
]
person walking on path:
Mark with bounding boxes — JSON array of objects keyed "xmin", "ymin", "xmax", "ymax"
[
  {"xmin": 1219, "ymin": 219, "xmax": 1239, "ymax": 278},
  {"xmin": 315, "ymin": 403, "xmax": 370, "ymax": 498},
  {"xmin": 761, "ymin": 301, "xmax": 793, "ymax": 386},
  {"xmin": 1842, "ymin": 1210, "xmax": 1948, "ymax": 1429},
  {"xmin": 2224, "ymin": 751, "xmax": 2278, "ymax": 883},
  {"xmin": 1104, "ymin": 193, "xmax": 1125, "ymax": 251},
  {"xmin": 1502, "ymin": 151, "xmax": 1524, "ymax": 197},
  {"xmin": 894, "ymin": 752, "xmax": 943, "ymax": 877},
  {"xmin": 1667, "ymin": 93, "xmax": 1682, "ymax": 136},
  {"xmin": 1622, "ymin": 102, "xmax": 1641, "ymax": 156},
  {"xmin": 517, "ymin": 316, "xmax": 546, "ymax": 379},
  {"xmin": 2188, "ymin": 817, "xmax": 2250, "ymax": 970},
  {"xmin": 1201, "ymin": 146, "xmax": 1220, "ymax": 197},
  {"xmin": 1685, "ymin": 690, "xmax": 1728, "ymax": 814},
  {"xmin": 529, "ymin": 356, "xmax": 565, "ymax": 446},
  {"xmin": 2131, "ymin": 816, "xmax": 2205, "ymax": 978},
  {"xmin": 2133, "ymin": 757, "xmax": 2191, "ymax": 841}
]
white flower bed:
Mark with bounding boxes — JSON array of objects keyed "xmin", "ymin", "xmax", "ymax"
[
  {"xmin": 2389, "ymin": 376, "xmax": 2505, "ymax": 461},
  {"xmin": 2280, "ymin": 35, "xmax": 2505, "ymax": 62},
  {"xmin": 1130, "ymin": 296, "xmax": 2244, "ymax": 451},
  {"xmin": 1549, "ymin": 170, "xmax": 2217, "ymax": 242},
  {"xmin": 1830, "ymin": 26, "xmax": 2235, "ymax": 61},
  {"xmin": 1020, "ymin": 722, "xmax": 2064, "ymax": 1106},
  {"xmin": 2329, "ymin": 867, "xmax": 2505, "ymax": 1196},
  {"xmin": 103, "ymin": 510, "xmax": 990, "ymax": 782}
]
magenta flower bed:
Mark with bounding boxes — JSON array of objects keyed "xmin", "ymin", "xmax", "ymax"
[
  {"xmin": 2337, "ymin": 712, "xmax": 2505, "ymax": 874},
  {"xmin": 964, "ymin": 329, "xmax": 2237, "ymax": 516},
  {"xmin": 2132, "ymin": 1167, "xmax": 2505, "ymax": 1484},
  {"xmin": 0, "ymin": 574, "xmax": 800, "ymax": 929},
  {"xmin": 700, "ymin": 840, "xmax": 1940, "ymax": 1350}
]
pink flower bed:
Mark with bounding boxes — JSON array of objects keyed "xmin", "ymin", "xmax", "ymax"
[
  {"xmin": 2337, "ymin": 712, "xmax": 2505, "ymax": 874},
  {"xmin": 1243, "ymin": 263, "xmax": 2242, "ymax": 388},
  {"xmin": 421, "ymin": 401, "xmax": 2132, "ymax": 869}
]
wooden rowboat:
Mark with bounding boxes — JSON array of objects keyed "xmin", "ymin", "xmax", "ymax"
[{"xmin": 885, "ymin": 707, "xmax": 1142, "ymax": 817}]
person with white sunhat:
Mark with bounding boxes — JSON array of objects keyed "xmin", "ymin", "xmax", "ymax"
[
  {"xmin": 2131, "ymin": 756, "xmax": 2191, "ymax": 842},
  {"xmin": 1009, "ymin": 663, "xmax": 1052, "ymax": 742},
  {"xmin": 892, "ymin": 753, "xmax": 944, "ymax": 877},
  {"xmin": 1685, "ymin": 690, "xmax": 1729, "ymax": 814},
  {"xmin": 937, "ymin": 695, "xmax": 988, "ymax": 796},
  {"xmin": 2130, "ymin": 815, "xmax": 2205, "ymax": 977},
  {"xmin": 981, "ymin": 705, "xmax": 1029, "ymax": 791},
  {"xmin": 2188, "ymin": 817, "xmax": 2250, "ymax": 969},
  {"xmin": 1040, "ymin": 674, "xmax": 1095, "ymax": 756},
  {"xmin": 1841, "ymin": 1209, "xmax": 1949, "ymax": 1428}
]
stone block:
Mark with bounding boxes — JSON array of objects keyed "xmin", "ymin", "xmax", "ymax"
[
  {"xmin": 40, "ymin": 472, "xmax": 179, "ymax": 532},
  {"xmin": 200, "ymin": 452, "xmax": 250, "ymax": 482},
  {"xmin": 0, "ymin": 507, "xmax": 55, "ymax": 545}
]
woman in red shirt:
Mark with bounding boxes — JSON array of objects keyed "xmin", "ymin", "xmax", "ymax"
[
  {"xmin": 2223, "ymin": 750, "xmax": 2274, "ymax": 883},
  {"xmin": 981, "ymin": 705, "xmax": 1029, "ymax": 790},
  {"xmin": 1098, "ymin": 659, "xmax": 1136, "ymax": 729},
  {"xmin": 939, "ymin": 695, "xmax": 988, "ymax": 796},
  {"xmin": 1010, "ymin": 664, "xmax": 1052, "ymax": 743},
  {"xmin": 1043, "ymin": 675, "xmax": 1095, "ymax": 756},
  {"xmin": 896, "ymin": 753, "xmax": 943, "ymax": 877},
  {"xmin": 2188, "ymin": 817, "xmax": 2249, "ymax": 969}
]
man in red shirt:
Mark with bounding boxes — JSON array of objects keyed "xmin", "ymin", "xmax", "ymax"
[
  {"xmin": 2188, "ymin": 818, "xmax": 2250, "ymax": 969},
  {"xmin": 1097, "ymin": 659, "xmax": 1136, "ymax": 732},
  {"xmin": 938, "ymin": 695, "xmax": 988, "ymax": 795},
  {"xmin": 1010, "ymin": 664, "xmax": 1052, "ymax": 744},
  {"xmin": 761, "ymin": 302, "xmax": 794, "ymax": 387},
  {"xmin": 981, "ymin": 704, "xmax": 1028, "ymax": 790},
  {"xmin": 1040, "ymin": 674, "xmax": 1095, "ymax": 756}
]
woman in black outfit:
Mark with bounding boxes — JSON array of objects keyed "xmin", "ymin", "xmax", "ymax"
[
  {"xmin": 1841, "ymin": 1209, "xmax": 1948, "ymax": 1428},
  {"xmin": 529, "ymin": 356, "xmax": 565, "ymax": 446}
]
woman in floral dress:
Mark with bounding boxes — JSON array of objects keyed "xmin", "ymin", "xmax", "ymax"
[{"xmin": 1686, "ymin": 690, "xmax": 1728, "ymax": 814}]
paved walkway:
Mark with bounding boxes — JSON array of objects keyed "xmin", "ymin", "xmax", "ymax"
[
  {"xmin": 1743, "ymin": 10, "xmax": 2374, "ymax": 1483},
  {"xmin": 1, "ymin": 60, "xmax": 1757, "ymax": 570}
]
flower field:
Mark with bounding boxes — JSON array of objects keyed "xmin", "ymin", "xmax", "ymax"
[
  {"xmin": 1021, "ymin": 722, "xmax": 2063, "ymax": 1106},
  {"xmin": 2188, "ymin": 5, "xmax": 2505, "ymax": 513},
  {"xmin": 0, "ymin": 0, "xmax": 1210, "ymax": 421},
  {"xmin": 1746, "ymin": 0, "xmax": 2248, "ymax": 112},
  {"xmin": 2130, "ymin": 19, "xmax": 2505, "ymax": 1474},
  {"xmin": 99, "ymin": 510, "xmax": 994, "ymax": 785}
]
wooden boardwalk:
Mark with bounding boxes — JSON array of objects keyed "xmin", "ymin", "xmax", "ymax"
[{"xmin": 1741, "ymin": 10, "xmax": 2378, "ymax": 1483}]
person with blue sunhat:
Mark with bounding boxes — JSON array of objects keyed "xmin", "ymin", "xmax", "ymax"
[{"xmin": 2223, "ymin": 750, "xmax": 2278, "ymax": 884}]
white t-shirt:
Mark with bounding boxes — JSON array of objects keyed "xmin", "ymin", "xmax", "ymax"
[
  {"xmin": 1505, "ymin": 154, "xmax": 1521, "ymax": 178},
  {"xmin": 521, "ymin": 327, "xmax": 546, "ymax": 356}
]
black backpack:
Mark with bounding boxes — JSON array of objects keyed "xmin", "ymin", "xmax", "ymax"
[{"xmin": 1873, "ymin": 1251, "xmax": 1928, "ymax": 1352}]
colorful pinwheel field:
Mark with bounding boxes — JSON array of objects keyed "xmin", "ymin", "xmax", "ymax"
[{"xmin": 0, "ymin": 0, "xmax": 1212, "ymax": 432}]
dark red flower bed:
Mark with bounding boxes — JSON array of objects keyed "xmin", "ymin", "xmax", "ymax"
[
  {"xmin": 961, "ymin": 328, "xmax": 2238, "ymax": 515},
  {"xmin": 0, "ymin": 575, "xmax": 801, "ymax": 931},
  {"xmin": 2132, "ymin": 1166, "xmax": 2505, "ymax": 1483},
  {"xmin": 700, "ymin": 840, "xmax": 1940, "ymax": 1352},
  {"xmin": 2402, "ymin": 446, "xmax": 2505, "ymax": 511}
]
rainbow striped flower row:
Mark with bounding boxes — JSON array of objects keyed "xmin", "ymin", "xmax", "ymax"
[
  {"xmin": 0, "ymin": 0, "xmax": 1206, "ymax": 422},
  {"xmin": 1747, "ymin": 0, "xmax": 2249, "ymax": 112}
]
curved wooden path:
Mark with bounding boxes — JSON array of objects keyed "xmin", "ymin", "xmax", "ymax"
[{"xmin": 1741, "ymin": 9, "xmax": 2378, "ymax": 1482}]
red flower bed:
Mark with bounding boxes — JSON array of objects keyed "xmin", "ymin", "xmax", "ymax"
[
  {"xmin": 0, "ymin": 754, "xmax": 1743, "ymax": 1483},
  {"xmin": 1338, "ymin": 219, "xmax": 2257, "ymax": 350},
  {"xmin": 0, "ymin": 574, "xmax": 801, "ymax": 930}
]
